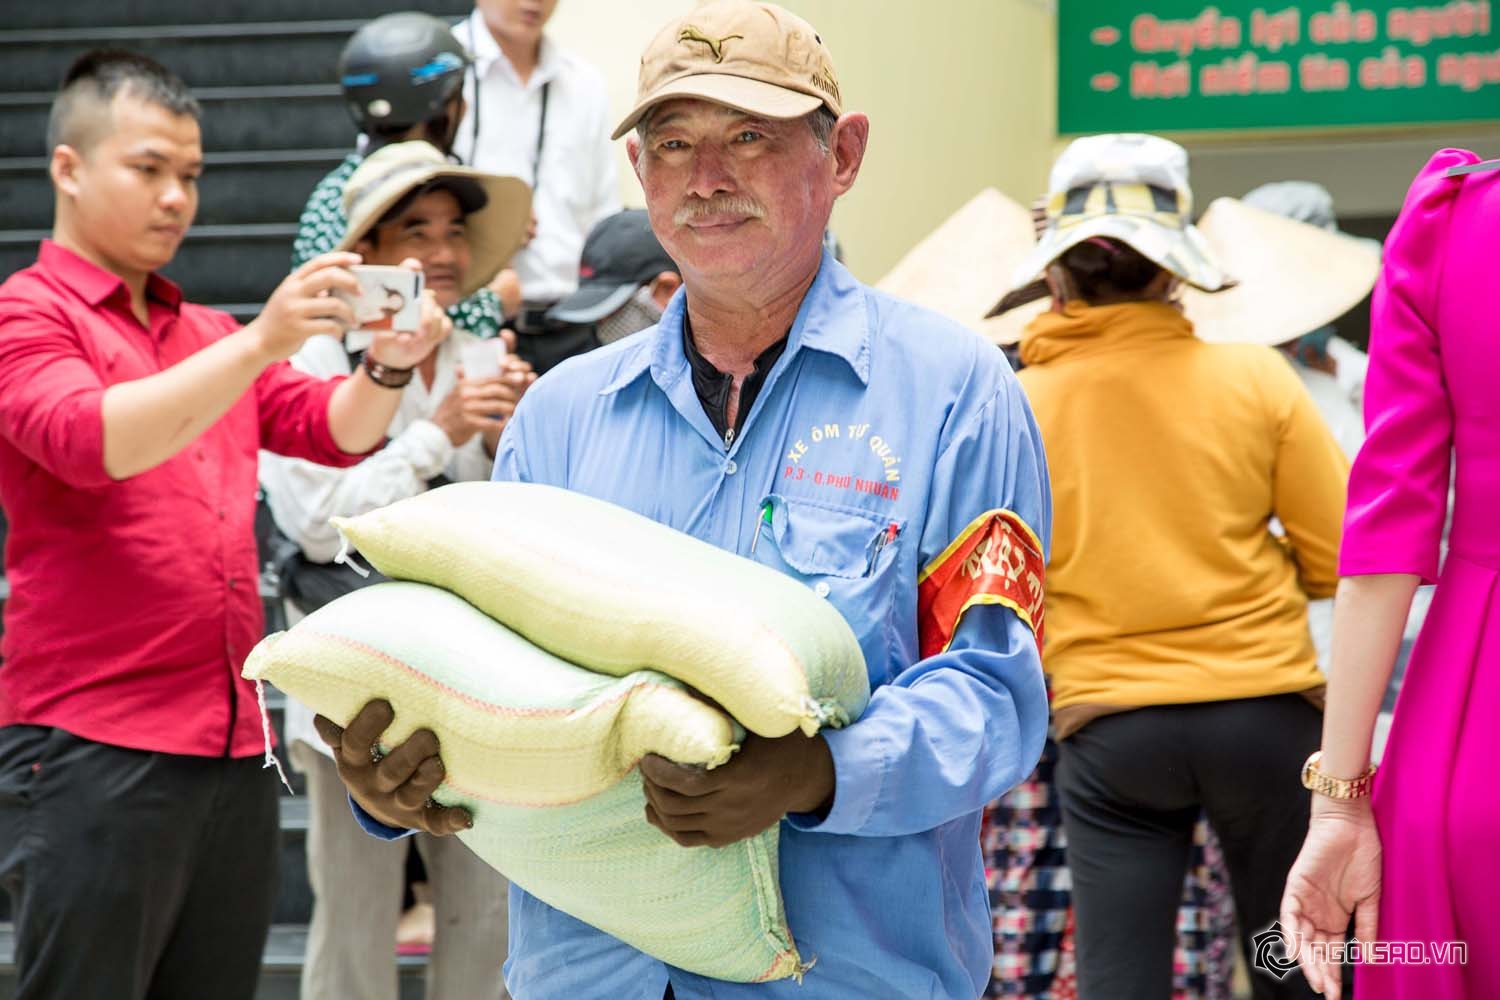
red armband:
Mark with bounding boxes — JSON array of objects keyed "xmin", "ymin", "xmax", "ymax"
[{"xmin": 917, "ymin": 509, "xmax": 1044, "ymax": 660}]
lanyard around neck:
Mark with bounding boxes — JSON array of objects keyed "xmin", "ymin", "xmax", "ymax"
[{"xmin": 468, "ymin": 17, "xmax": 550, "ymax": 192}]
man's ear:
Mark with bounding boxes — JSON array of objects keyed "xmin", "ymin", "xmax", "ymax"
[
  {"xmin": 829, "ymin": 113, "xmax": 869, "ymax": 198},
  {"xmin": 648, "ymin": 270, "xmax": 681, "ymax": 309},
  {"xmin": 50, "ymin": 144, "xmax": 84, "ymax": 200},
  {"xmin": 353, "ymin": 235, "xmax": 378, "ymax": 261},
  {"xmin": 626, "ymin": 134, "xmax": 644, "ymax": 182}
]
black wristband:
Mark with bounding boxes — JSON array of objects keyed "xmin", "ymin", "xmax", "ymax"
[{"xmin": 361, "ymin": 354, "xmax": 415, "ymax": 389}]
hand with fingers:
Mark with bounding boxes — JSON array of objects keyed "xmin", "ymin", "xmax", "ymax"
[
  {"xmin": 243, "ymin": 251, "xmax": 362, "ymax": 362},
  {"xmin": 488, "ymin": 268, "xmax": 523, "ymax": 319},
  {"xmin": 639, "ymin": 731, "xmax": 835, "ymax": 849},
  {"xmin": 471, "ymin": 355, "xmax": 537, "ymax": 455},
  {"xmin": 313, "ymin": 699, "xmax": 472, "ymax": 837},
  {"xmin": 463, "ymin": 354, "xmax": 536, "ymax": 420},
  {"xmin": 365, "ymin": 258, "xmax": 453, "ymax": 370},
  {"xmin": 431, "ymin": 380, "xmax": 480, "ymax": 448},
  {"xmin": 1280, "ymin": 798, "xmax": 1382, "ymax": 1000}
]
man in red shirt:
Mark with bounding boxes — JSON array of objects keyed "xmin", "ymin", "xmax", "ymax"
[{"xmin": 0, "ymin": 50, "xmax": 449, "ymax": 1000}]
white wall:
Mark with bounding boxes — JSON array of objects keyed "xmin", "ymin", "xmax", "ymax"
[{"xmin": 545, "ymin": 0, "xmax": 1059, "ymax": 281}]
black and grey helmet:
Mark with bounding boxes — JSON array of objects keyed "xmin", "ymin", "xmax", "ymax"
[{"xmin": 338, "ymin": 12, "xmax": 470, "ymax": 132}]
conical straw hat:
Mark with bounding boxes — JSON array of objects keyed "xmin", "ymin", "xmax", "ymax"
[
  {"xmin": 875, "ymin": 189, "xmax": 1038, "ymax": 344},
  {"xmin": 1181, "ymin": 196, "xmax": 1381, "ymax": 345}
]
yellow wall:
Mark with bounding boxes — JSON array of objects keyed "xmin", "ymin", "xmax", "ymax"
[{"xmin": 546, "ymin": 0, "xmax": 1058, "ymax": 282}]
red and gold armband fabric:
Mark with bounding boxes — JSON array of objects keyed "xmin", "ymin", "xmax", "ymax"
[{"xmin": 917, "ymin": 509, "xmax": 1045, "ymax": 660}]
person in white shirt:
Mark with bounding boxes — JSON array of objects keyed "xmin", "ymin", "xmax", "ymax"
[
  {"xmin": 453, "ymin": 0, "xmax": 620, "ymax": 363},
  {"xmin": 1241, "ymin": 182, "xmax": 1373, "ymax": 679},
  {"xmin": 261, "ymin": 141, "xmax": 534, "ymax": 1000}
]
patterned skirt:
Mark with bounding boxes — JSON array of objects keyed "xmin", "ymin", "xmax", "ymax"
[{"xmin": 983, "ymin": 738, "xmax": 1237, "ymax": 999}]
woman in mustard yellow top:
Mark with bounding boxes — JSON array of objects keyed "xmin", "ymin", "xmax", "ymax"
[{"xmin": 993, "ymin": 134, "xmax": 1348, "ymax": 999}]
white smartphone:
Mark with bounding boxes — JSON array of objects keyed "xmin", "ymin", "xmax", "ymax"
[
  {"xmin": 459, "ymin": 338, "xmax": 507, "ymax": 381},
  {"xmin": 335, "ymin": 265, "xmax": 424, "ymax": 333}
]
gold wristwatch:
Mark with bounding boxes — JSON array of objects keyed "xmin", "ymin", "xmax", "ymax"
[{"xmin": 1300, "ymin": 751, "xmax": 1377, "ymax": 799}]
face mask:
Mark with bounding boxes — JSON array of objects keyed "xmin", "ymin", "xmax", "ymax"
[{"xmin": 596, "ymin": 286, "xmax": 666, "ymax": 345}]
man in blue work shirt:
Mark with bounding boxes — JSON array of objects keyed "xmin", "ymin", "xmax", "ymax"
[{"xmin": 316, "ymin": 2, "xmax": 1052, "ymax": 997}]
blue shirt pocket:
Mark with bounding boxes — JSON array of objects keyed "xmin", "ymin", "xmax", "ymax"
[{"xmin": 753, "ymin": 493, "xmax": 906, "ymax": 685}]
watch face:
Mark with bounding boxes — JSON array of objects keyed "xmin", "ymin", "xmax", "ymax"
[{"xmin": 1300, "ymin": 751, "xmax": 1321, "ymax": 789}]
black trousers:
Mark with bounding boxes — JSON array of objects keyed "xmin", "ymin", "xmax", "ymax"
[
  {"xmin": 1054, "ymin": 694, "xmax": 1323, "ymax": 1000},
  {"xmin": 0, "ymin": 725, "xmax": 279, "ymax": 1000}
]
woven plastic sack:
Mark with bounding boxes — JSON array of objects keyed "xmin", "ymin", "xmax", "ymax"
[
  {"xmin": 244, "ymin": 582, "xmax": 738, "ymax": 804},
  {"xmin": 454, "ymin": 773, "xmax": 798, "ymax": 983},
  {"xmin": 243, "ymin": 582, "xmax": 804, "ymax": 981},
  {"xmin": 332, "ymin": 481, "xmax": 870, "ymax": 738}
]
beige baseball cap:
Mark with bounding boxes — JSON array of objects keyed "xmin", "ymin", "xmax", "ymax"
[{"xmin": 611, "ymin": 0, "xmax": 842, "ymax": 140}]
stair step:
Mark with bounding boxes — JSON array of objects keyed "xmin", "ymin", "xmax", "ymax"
[
  {"xmin": 161, "ymin": 229, "xmax": 301, "ymax": 305},
  {"xmin": 0, "ymin": 225, "xmax": 303, "ymax": 307},
  {"xmin": 4, "ymin": 1, "xmax": 471, "ymax": 31},
  {"xmin": 0, "ymin": 29, "xmax": 354, "ymax": 94},
  {"xmin": 0, "ymin": 86, "xmax": 354, "ymax": 159},
  {"xmin": 280, "ymin": 794, "xmax": 309, "ymax": 834},
  {"xmin": 0, "ymin": 151, "xmax": 346, "ymax": 231}
]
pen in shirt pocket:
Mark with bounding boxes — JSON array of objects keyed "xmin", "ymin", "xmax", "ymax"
[
  {"xmin": 750, "ymin": 500, "xmax": 774, "ymax": 555},
  {"xmin": 870, "ymin": 520, "xmax": 900, "ymax": 566}
]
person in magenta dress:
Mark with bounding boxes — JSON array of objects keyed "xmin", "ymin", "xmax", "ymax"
[{"xmin": 1281, "ymin": 148, "xmax": 1500, "ymax": 999}]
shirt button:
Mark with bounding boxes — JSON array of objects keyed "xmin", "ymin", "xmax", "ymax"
[
  {"xmin": 228, "ymin": 578, "xmax": 238, "ymax": 590},
  {"xmin": 813, "ymin": 581, "xmax": 831, "ymax": 599},
  {"xmin": 725, "ymin": 459, "xmax": 738, "ymax": 475},
  {"xmin": 196, "ymin": 449, "xmax": 205, "ymax": 461},
  {"xmin": 217, "ymin": 509, "xmax": 226, "ymax": 520}
]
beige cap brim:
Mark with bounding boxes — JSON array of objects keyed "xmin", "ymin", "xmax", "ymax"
[
  {"xmin": 874, "ymin": 188, "xmax": 1040, "ymax": 346},
  {"xmin": 339, "ymin": 166, "xmax": 532, "ymax": 300},
  {"xmin": 979, "ymin": 196, "xmax": 1381, "ymax": 347},
  {"xmin": 612, "ymin": 73, "xmax": 823, "ymax": 139}
]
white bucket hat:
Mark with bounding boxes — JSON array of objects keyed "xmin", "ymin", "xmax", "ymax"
[
  {"xmin": 999, "ymin": 133, "xmax": 1232, "ymax": 306},
  {"xmin": 978, "ymin": 193, "xmax": 1380, "ymax": 347},
  {"xmin": 970, "ymin": 136, "xmax": 1380, "ymax": 346}
]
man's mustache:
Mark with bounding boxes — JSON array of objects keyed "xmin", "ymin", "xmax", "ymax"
[{"xmin": 674, "ymin": 195, "xmax": 767, "ymax": 226}]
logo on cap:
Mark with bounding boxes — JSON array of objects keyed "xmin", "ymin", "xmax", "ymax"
[
  {"xmin": 811, "ymin": 68, "xmax": 840, "ymax": 104},
  {"xmin": 678, "ymin": 26, "xmax": 744, "ymax": 63}
]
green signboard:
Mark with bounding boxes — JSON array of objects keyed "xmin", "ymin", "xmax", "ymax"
[{"xmin": 1059, "ymin": 1, "xmax": 1500, "ymax": 133}]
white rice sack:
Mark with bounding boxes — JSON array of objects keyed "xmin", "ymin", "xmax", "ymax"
[
  {"xmin": 332, "ymin": 481, "xmax": 870, "ymax": 738},
  {"xmin": 244, "ymin": 582, "xmax": 803, "ymax": 981}
]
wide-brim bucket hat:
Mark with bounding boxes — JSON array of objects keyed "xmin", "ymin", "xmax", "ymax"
[
  {"xmin": 340, "ymin": 141, "xmax": 532, "ymax": 299},
  {"xmin": 998, "ymin": 133, "xmax": 1232, "ymax": 309},
  {"xmin": 980, "ymin": 194, "xmax": 1381, "ymax": 346}
]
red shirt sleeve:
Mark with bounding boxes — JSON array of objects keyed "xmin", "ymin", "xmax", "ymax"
[
  {"xmin": 0, "ymin": 289, "xmax": 110, "ymax": 489},
  {"xmin": 254, "ymin": 356, "xmax": 372, "ymax": 468}
]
